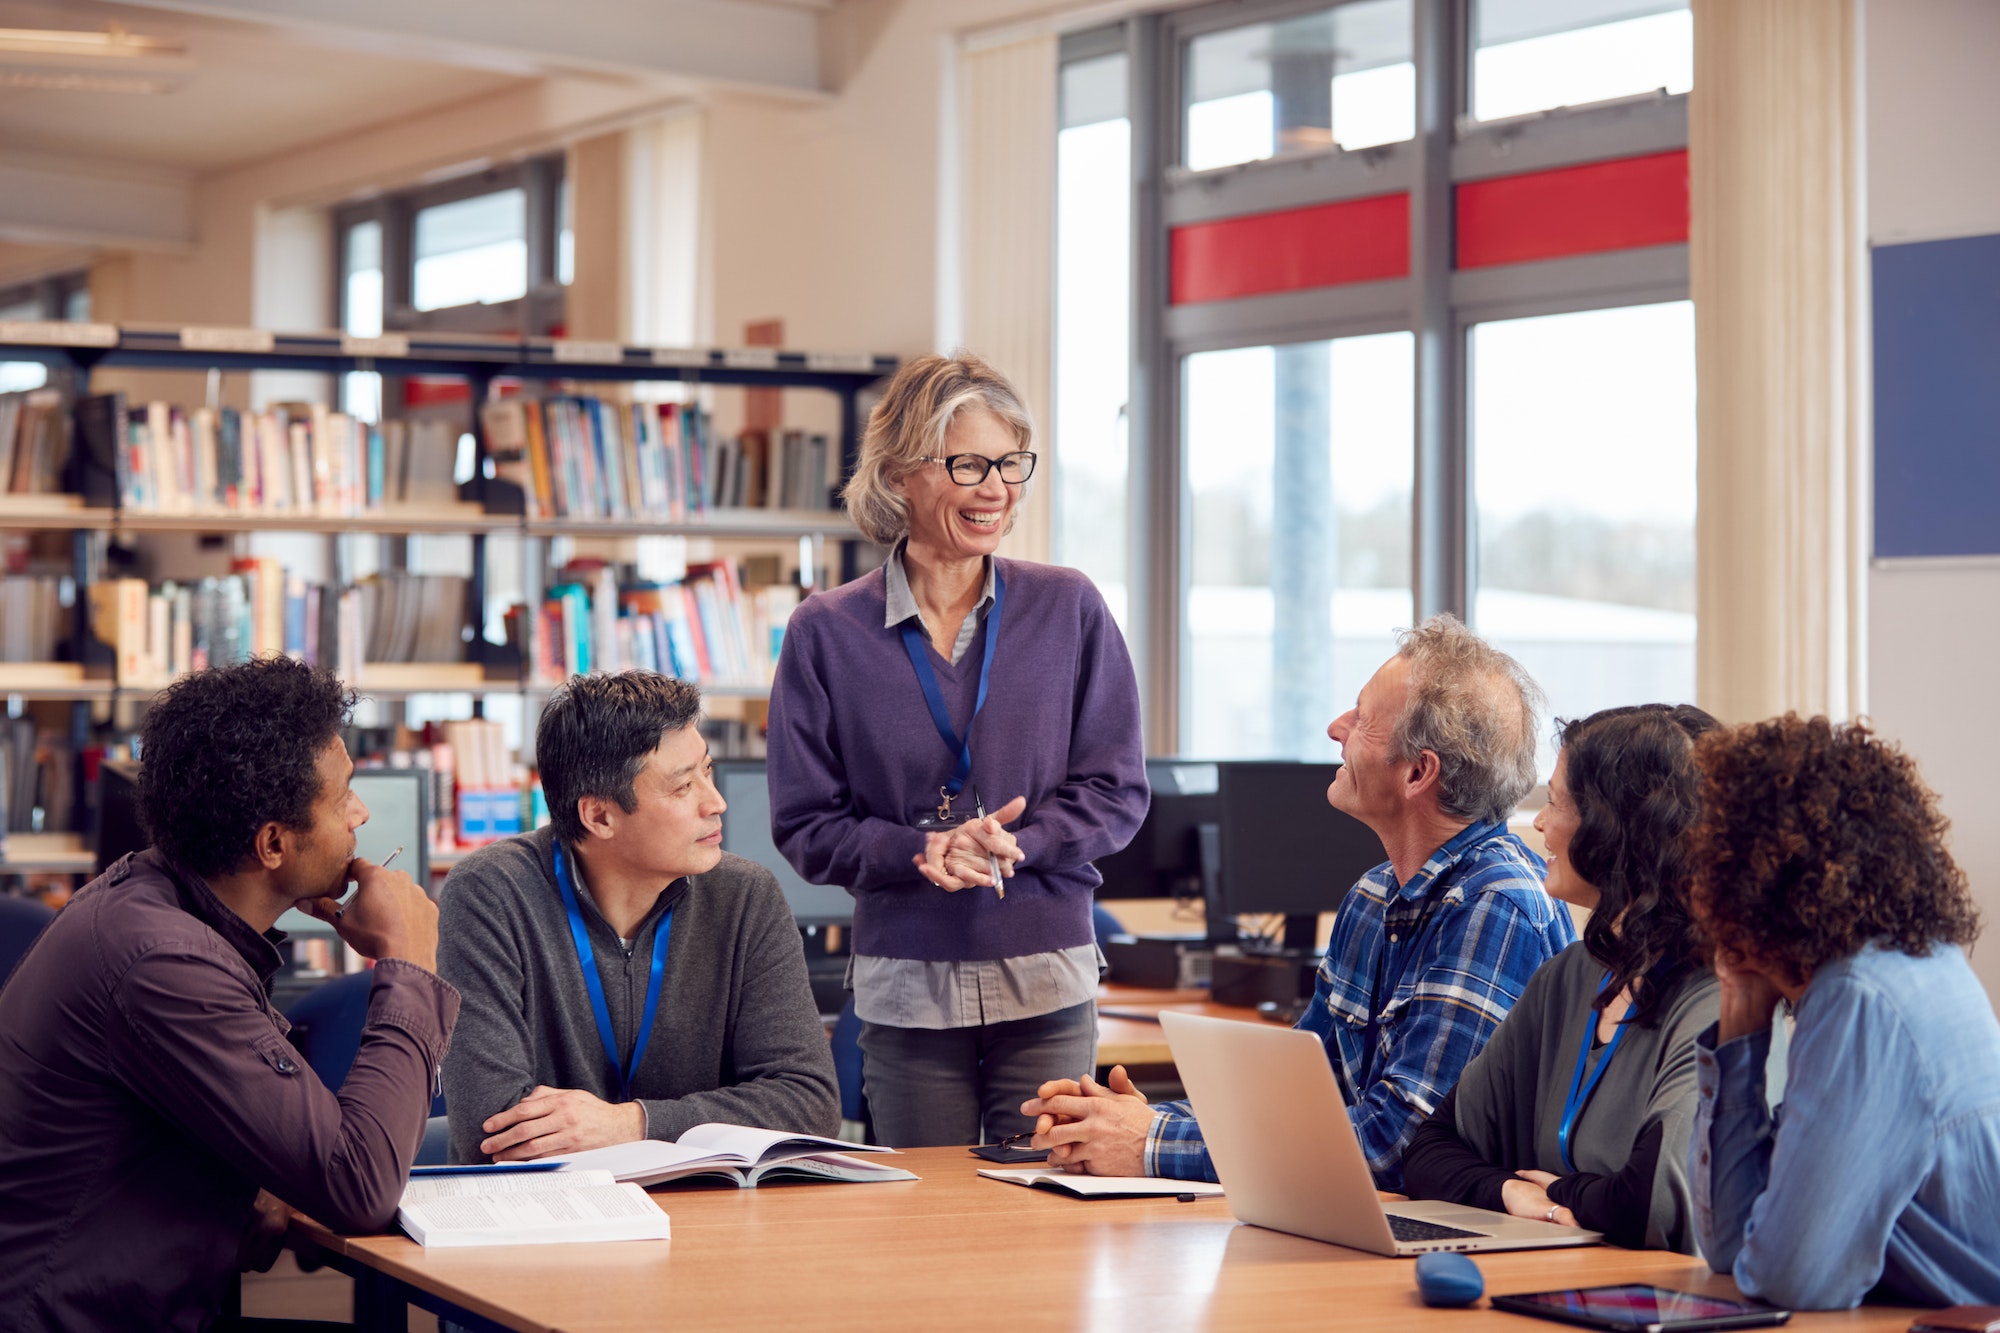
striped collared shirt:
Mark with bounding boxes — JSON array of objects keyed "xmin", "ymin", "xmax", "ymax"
[{"xmin": 1146, "ymin": 819, "xmax": 1575, "ymax": 1190}]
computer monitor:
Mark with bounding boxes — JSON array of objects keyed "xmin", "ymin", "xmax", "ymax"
[
  {"xmin": 349, "ymin": 770, "xmax": 429, "ymax": 884},
  {"xmin": 713, "ymin": 759, "xmax": 852, "ymax": 924},
  {"xmin": 1092, "ymin": 758, "xmax": 1222, "ymax": 900},
  {"xmin": 1213, "ymin": 761, "xmax": 1388, "ymax": 951}
]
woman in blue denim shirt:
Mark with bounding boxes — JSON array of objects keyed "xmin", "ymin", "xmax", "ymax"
[{"xmin": 1686, "ymin": 715, "xmax": 2000, "ymax": 1310}]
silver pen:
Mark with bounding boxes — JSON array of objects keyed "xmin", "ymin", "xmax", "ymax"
[
  {"xmin": 335, "ymin": 846, "xmax": 402, "ymax": 919},
  {"xmin": 972, "ymin": 787, "xmax": 1005, "ymax": 900}
]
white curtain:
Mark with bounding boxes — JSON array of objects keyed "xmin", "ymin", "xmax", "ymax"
[
  {"xmin": 956, "ymin": 32, "xmax": 1058, "ymax": 564},
  {"xmin": 1691, "ymin": 0, "xmax": 1870, "ymax": 723}
]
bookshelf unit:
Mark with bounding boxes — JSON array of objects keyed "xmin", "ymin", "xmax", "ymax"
[{"xmin": 1, "ymin": 320, "xmax": 894, "ymax": 879}]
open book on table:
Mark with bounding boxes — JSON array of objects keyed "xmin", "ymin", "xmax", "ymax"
[
  {"xmin": 397, "ymin": 1169, "xmax": 671, "ymax": 1247},
  {"xmin": 978, "ymin": 1167, "xmax": 1225, "ymax": 1199},
  {"xmin": 546, "ymin": 1123, "xmax": 919, "ymax": 1188}
]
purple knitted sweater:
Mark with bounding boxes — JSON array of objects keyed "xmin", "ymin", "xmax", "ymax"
[{"xmin": 765, "ymin": 558, "xmax": 1148, "ymax": 962}]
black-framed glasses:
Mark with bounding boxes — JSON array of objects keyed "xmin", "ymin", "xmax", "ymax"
[{"xmin": 922, "ymin": 450, "xmax": 1037, "ymax": 486}]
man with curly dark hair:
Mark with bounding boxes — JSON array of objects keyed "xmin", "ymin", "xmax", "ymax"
[
  {"xmin": 1686, "ymin": 714, "xmax": 2000, "ymax": 1310},
  {"xmin": 0, "ymin": 659, "xmax": 459, "ymax": 1332}
]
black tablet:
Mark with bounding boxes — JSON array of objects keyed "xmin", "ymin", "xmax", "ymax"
[{"xmin": 1490, "ymin": 1285, "xmax": 1791, "ymax": 1333}]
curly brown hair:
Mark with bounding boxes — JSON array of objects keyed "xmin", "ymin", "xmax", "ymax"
[{"xmin": 1688, "ymin": 713, "xmax": 1978, "ymax": 984}]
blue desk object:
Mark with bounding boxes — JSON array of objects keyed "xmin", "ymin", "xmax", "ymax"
[{"xmin": 1415, "ymin": 1252, "xmax": 1485, "ymax": 1308}]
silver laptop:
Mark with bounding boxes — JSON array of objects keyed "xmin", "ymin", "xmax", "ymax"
[{"xmin": 1159, "ymin": 1010, "xmax": 1601, "ymax": 1256}]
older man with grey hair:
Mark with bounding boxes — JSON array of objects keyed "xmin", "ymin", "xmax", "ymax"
[{"xmin": 1024, "ymin": 614, "xmax": 1576, "ymax": 1189}]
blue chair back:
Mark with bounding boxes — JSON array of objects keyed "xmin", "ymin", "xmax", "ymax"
[
  {"xmin": 830, "ymin": 996, "xmax": 866, "ymax": 1125},
  {"xmin": 1091, "ymin": 902, "xmax": 1126, "ymax": 946},
  {"xmin": 0, "ymin": 894, "xmax": 58, "ymax": 989},
  {"xmin": 283, "ymin": 970, "xmax": 446, "ymax": 1115}
]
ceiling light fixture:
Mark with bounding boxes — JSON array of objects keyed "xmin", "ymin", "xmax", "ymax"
[{"xmin": 0, "ymin": 22, "xmax": 194, "ymax": 94}]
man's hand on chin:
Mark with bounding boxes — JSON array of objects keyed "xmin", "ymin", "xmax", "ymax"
[{"xmin": 478, "ymin": 1086, "xmax": 646, "ymax": 1161}]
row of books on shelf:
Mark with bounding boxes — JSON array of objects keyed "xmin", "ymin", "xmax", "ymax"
[
  {"xmin": 91, "ymin": 395, "xmax": 461, "ymax": 516},
  {"xmin": 62, "ymin": 555, "xmax": 797, "ymax": 693},
  {"xmin": 2, "ymin": 574, "xmax": 67, "ymax": 661},
  {"xmin": 4, "ymin": 388, "xmax": 462, "ymax": 514},
  {"xmin": 0, "ymin": 390, "xmax": 67, "ymax": 496},
  {"xmin": 511, "ymin": 560, "xmax": 800, "ymax": 688},
  {"xmin": 88, "ymin": 563, "xmax": 469, "ymax": 684},
  {"xmin": 5, "ymin": 387, "xmax": 843, "ymax": 527},
  {"xmin": 482, "ymin": 399, "xmax": 837, "ymax": 521}
]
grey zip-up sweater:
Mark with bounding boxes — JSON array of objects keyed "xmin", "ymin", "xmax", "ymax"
[{"xmin": 438, "ymin": 826, "xmax": 838, "ymax": 1163}]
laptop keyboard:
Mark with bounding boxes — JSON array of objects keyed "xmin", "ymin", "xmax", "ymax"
[{"xmin": 1388, "ymin": 1215, "xmax": 1489, "ymax": 1244}]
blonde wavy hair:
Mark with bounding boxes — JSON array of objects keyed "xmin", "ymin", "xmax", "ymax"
[{"xmin": 842, "ymin": 351, "xmax": 1036, "ymax": 547}]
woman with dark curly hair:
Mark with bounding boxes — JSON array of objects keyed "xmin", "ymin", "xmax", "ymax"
[
  {"xmin": 1687, "ymin": 715, "xmax": 2000, "ymax": 1309},
  {"xmin": 1402, "ymin": 703, "xmax": 1720, "ymax": 1252}
]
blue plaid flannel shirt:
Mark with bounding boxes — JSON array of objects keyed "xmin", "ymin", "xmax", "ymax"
[{"xmin": 1145, "ymin": 819, "xmax": 1575, "ymax": 1190}]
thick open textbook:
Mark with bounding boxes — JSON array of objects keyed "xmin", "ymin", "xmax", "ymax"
[
  {"xmin": 397, "ymin": 1169, "xmax": 671, "ymax": 1247},
  {"xmin": 978, "ymin": 1167, "xmax": 1226, "ymax": 1199},
  {"xmin": 547, "ymin": 1123, "xmax": 918, "ymax": 1188}
]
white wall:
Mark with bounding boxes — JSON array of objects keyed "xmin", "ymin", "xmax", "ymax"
[
  {"xmin": 1862, "ymin": 0, "xmax": 2000, "ymax": 1005},
  {"xmin": 701, "ymin": 0, "xmax": 1074, "ymax": 434}
]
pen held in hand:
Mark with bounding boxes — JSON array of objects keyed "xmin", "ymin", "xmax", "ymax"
[
  {"xmin": 972, "ymin": 788, "xmax": 1005, "ymax": 900},
  {"xmin": 336, "ymin": 845, "xmax": 405, "ymax": 918}
]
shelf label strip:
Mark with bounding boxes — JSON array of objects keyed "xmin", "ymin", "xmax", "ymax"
[
  {"xmin": 804, "ymin": 351, "xmax": 877, "ymax": 373},
  {"xmin": 0, "ymin": 320, "xmax": 119, "ymax": 348},
  {"xmin": 180, "ymin": 326, "xmax": 277, "ymax": 354},
  {"xmin": 651, "ymin": 347, "xmax": 710, "ymax": 368},
  {"xmin": 552, "ymin": 340, "xmax": 626, "ymax": 364},
  {"xmin": 341, "ymin": 333, "xmax": 411, "ymax": 357}
]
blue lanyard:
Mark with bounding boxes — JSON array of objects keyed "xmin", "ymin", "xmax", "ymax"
[
  {"xmin": 1558, "ymin": 972, "xmax": 1630, "ymax": 1173},
  {"xmin": 552, "ymin": 842, "xmax": 672, "ymax": 1102},
  {"xmin": 899, "ymin": 565, "xmax": 1006, "ymax": 800}
]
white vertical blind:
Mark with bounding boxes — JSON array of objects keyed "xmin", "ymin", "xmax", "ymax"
[
  {"xmin": 1691, "ymin": 0, "xmax": 1869, "ymax": 722},
  {"xmin": 957, "ymin": 32, "xmax": 1058, "ymax": 565}
]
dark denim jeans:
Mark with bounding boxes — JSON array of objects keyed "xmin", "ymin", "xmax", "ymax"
[{"xmin": 858, "ymin": 999, "xmax": 1098, "ymax": 1148}]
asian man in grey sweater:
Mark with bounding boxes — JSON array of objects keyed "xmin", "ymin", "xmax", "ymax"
[{"xmin": 438, "ymin": 672, "xmax": 838, "ymax": 1164}]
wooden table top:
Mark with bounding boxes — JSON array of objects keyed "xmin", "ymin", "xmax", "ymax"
[
  {"xmin": 1096, "ymin": 984, "xmax": 1263, "ymax": 1068},
  {"xmin": 294, "ymin": 1148, "xmax": 1923, "ymax": 1333}
]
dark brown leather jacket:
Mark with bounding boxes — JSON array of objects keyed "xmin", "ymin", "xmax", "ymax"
[{"xmin": 0, "ymin": 849, "xmax": 458, "ymax": 1331}]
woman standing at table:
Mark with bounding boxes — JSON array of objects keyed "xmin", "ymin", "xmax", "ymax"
[
  {"xmin": 766, "ymin": 352, "xmax": 1148, "ymax": 1148},
  {"xmin": 1401, "ymin": 703, "xmax": 1720, "ymax": 1252}
]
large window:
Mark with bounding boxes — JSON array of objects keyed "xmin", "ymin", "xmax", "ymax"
[
  {"xmin": 1185, "ymin": 332, "xmax": 1413, "ymax": 759},
  {"xmin": 1471, "ymin": 301, "xmax": 1696, "ymax": 769},
  {"xmin": 334, "ymin": 154, "xmax": 565, "ymax": 346},
  {"xmin": 1052, "ymin": 0, "xmax": 1695, "ymax": 758},
  {"xmin": 1472, "ymin": 0, "xmax": 1692, "ymax": 122},
  {"xmin": 414, "ymin": 188, "xmax": 529, "ymax": 312},
  {"xmin": 1182, "ymin": 0, "xmax": 1413, "ymax": 172},
  {"xmin": 1054, "ymin": 48, "xmax": 1133, "ymax": 626}
]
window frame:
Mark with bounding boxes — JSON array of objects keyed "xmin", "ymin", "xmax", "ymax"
[
  {"xmin": 333, "ymin": 153, "xmax": 567, "ymax": 342},
  {"xmin": 1055, "ymin": 0, "xmax": 1692, "ymax": 752}
]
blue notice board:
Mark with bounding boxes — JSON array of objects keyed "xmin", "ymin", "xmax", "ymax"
[{"xmin": 1873, "ymin": 230, "xmax": 2000, "ymax": 559}]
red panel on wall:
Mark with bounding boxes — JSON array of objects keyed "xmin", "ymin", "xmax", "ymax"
[
  {"xmin": 1170, "ymin": 192, "xmax": 1410, "ymax": 305},
  {"xmin": 1456, "ymin": 150, "xmax": 1689, "ymax": 269}
]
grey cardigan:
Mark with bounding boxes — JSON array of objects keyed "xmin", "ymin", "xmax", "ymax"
[
  {"xmin": 438, "ymin": 827, "xmax": 839, "ymax": 1163},
  {"xmin": 1443, "ymin": 941, "xmax": 1717, "ymax": 1252}
]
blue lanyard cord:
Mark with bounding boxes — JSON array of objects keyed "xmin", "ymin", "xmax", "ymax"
[
  {"xmin": 552, "ymin": 843, "xmax": 672, "ymax": 1102},
  {"xmin": 1557, "ymin": 972, "xmax": 1631, "ymax": 1174},
  {"xmin": 899, "ymin": 565, "xmax": 1006, "ymax": 799}
]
